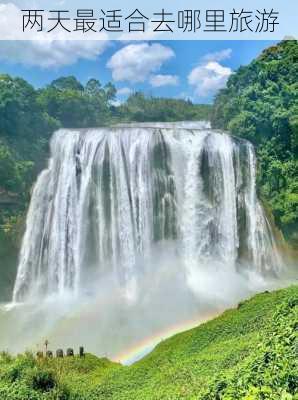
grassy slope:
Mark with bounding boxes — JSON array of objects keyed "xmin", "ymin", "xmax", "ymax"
[
  {"xmin": 89, "ymin": 285, "xmax": 297, "ymax": 400},
  {"xmin": 0, "ymin": 285, "xmax": 297, "ymax": 399}
]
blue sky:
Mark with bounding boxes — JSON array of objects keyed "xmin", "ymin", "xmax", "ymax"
[{"xmin": 0, "ymin": 40, "xmax": 276, "ymax": 103}]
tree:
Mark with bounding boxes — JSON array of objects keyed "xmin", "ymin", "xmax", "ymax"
[
  {"xmin": 211, "ymin": 40, "xmax": 298, "ymax": 246},
  {"xmin": 50, "ymin": 76, "xmax": 84, "ymax": 91}
]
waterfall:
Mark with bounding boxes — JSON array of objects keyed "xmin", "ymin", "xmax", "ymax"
[{"xmin": 13, "ymin": 122, "xmax": 282, "ymax": 303}]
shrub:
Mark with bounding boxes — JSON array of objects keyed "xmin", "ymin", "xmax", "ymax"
[{"xmin": 27, "ymin": 368, "xmax": 56, "ymax": 392}]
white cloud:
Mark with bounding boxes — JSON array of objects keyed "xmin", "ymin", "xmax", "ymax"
[
  {"xmin": 188, "ymin": 50, "xmax": 233, "ymax": 97},
  {"xmin": 117, "ymin": 87, "xmax": 132, "ymax": 96},
  {"xmin": 0, "ymin": 3, "xmax": 110, "ymax": 68},
  {"xmin": 0, "ymin": 2, "xmax": 108, "ymax": 40},
  {"xmin": 149, "ymin": 74, "xmax": 179, "ymax": 87},
  {"xmin": 0, "ymin": 40, "xmax": 109, "ymax": 68},
  {"xmin": 107, "ymin": 43, "xmax": 175, "ymax": 83},
  {"xmin": 202, "ymin": 48, "xmax": 232, "ymax": 62},
  {"xmin": 0, "ymin": 2, "xmax": 22, "ymax": 40}
]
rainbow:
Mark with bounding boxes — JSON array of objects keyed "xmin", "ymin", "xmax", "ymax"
[{"xmin": 114, "ymin": 310, "xmax": 220, "ymax": 365}]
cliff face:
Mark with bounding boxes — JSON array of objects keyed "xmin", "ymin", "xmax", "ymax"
[{"xmin": 0, "ymin": 189, "xmax": 21, "ymax": 301}]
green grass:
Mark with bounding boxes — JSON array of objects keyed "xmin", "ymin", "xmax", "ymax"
[{"xmin": 0, "ymin": 285, "xmax": 297, "ymax": 399}]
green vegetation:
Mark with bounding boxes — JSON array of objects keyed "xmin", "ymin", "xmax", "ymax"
[
  {"xmin": 37, "ymin": 77, "xmax": 116, "ymax": 128},
  {"xmin": 212, "ymin": 40, "xmax": 298, "ymax": 247},
  {"xmin": 0, "ymin": 285, "xmax": 296, "ymax": 399},
  {"xmin": 0, "ymin": 352, "xmax": 120, "ymax": 400},
  {"xmin": 117, "ymin": 92, "xmax": 212, "ymax": 122}
]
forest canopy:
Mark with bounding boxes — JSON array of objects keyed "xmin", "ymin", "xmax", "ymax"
[{"xmin": 212, "ymin": 40, "xmax": 298, "ymax": 246}]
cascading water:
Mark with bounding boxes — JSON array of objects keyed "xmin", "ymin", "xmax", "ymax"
[{"xmin": 13, "ymin": 122, "xmax": 282, "ymax": 303}]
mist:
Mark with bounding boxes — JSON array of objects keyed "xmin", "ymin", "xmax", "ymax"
[{"xmin": 0, "ymin": 240, "xmax": 288, "ymax": 364}]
